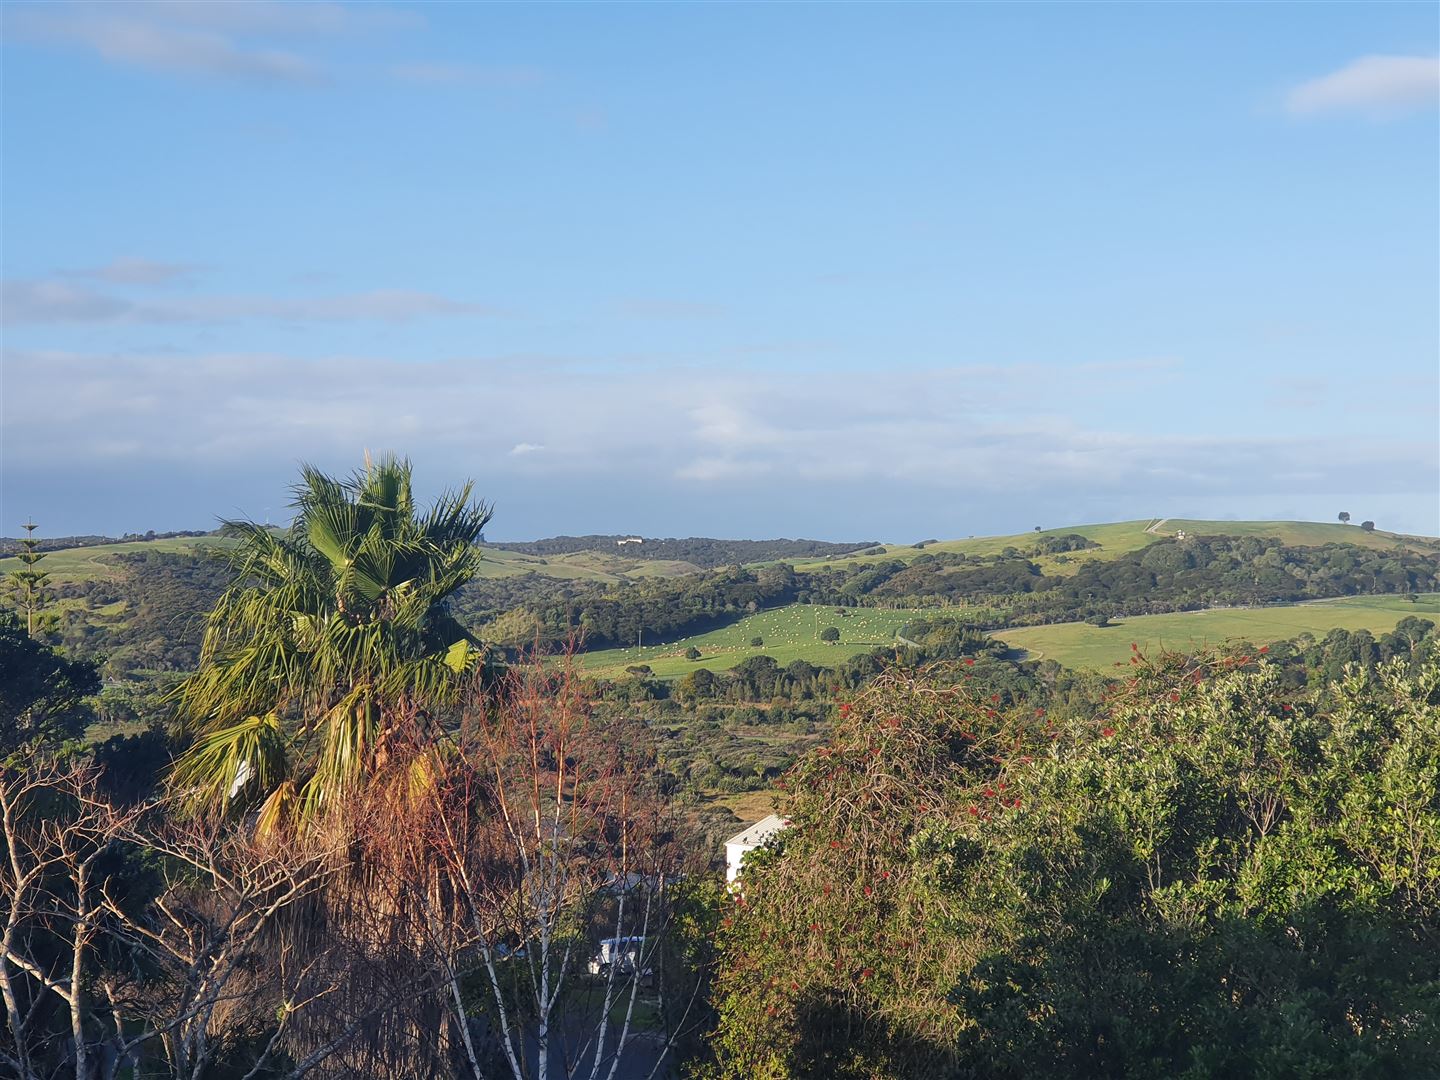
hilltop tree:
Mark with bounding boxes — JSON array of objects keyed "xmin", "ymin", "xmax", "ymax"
[
  {"xmin": 169, "ymin": 455, "xmax": 492, "ymax": 829},
  {"xmin": 1361, "ymin": 520, "xmax": 1376, "ymax": 531},
  {"xmin": 1338, "ymin": 511, "xmax": 1351, "ymax": 524},
  {"xmin": 6, "ymin": 520, "xmax": 51, "ymax": 637}
]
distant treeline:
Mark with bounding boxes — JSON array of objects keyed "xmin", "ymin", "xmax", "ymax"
[
  {"xmin": 0, "ymin": 528, "xmax": 216, "ymax": 555},
  {"xmin": 486, "ymin": 534, "xmax": 878, "ymax": 567},
  {"xmin": 466, "ymin": 535, "xmax": 1440, "ymax": 651}
]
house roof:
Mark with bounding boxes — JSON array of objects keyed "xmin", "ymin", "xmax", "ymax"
[{"xmin": 724, "ymin": 813, "xmax": 789, "ymax": 849}]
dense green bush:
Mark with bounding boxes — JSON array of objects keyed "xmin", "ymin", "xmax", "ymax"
[{"xmin": 703, "ymin": 651, "xmax": 1440, "ymax": 1079}]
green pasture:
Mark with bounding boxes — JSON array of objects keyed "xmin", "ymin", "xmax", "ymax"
[
  {"xmin": 575, "ymin": 603, "xmax": 932, "ymax": 679},
  {"xmin": 995, "ymin": 593, "xmax": 1440, "ymax": 671},
  {"xmin": 1156, "ymin": 519, "xmax": 1436, "ymax": 553},
  {"xmin": 0, "ymin": 535, "xmax": 702, "ymax": 588},
  {"xmin": 787, "ymin": 519, "xmax": 1437, "ymax": 578},
  {"xmin": 473, "ymin": 546, "xmax": 704, "ymax": 583},
  {"xmin": 0, "ymin": 536, "xmax": 233, "ymax": 583}
]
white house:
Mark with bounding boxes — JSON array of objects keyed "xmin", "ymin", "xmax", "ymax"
[{"xmin": 723, "ymin": 814, "xmax": 789, "ymax": 883}]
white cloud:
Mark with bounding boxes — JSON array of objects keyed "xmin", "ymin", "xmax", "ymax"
[
  {"xmin": 0, "ymin": 280, "xmax": 132, "ymax": 324},
  {"xmin": 1287, "ymin": 55, "xmax": 1440, "ymax": 115},
  {"xmin": 7, "ymin": 1, "xmax": 419, "ymax": 83},
  {"xmin": 1, "ymin": 279, "xmax": 496, "ymax": 325},
  {"xmin": 3, "ymin": 349, "xmax": 1432, "ymax": 512},
  {"xmin": 70, "ymin": 257, "xmax": 203, "ymax": 285}
]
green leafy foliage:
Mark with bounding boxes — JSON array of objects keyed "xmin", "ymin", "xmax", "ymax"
[
  {"xmin": 0, "ymin": 608, "xmax": 100, "ymax": 757},
  {"xmin": 169, "ymin": 456, "xmax": 492, "ymax": 826},
  {"xmin": 704, "ymin": 652, "xmax": 1440, "ymax": 1079}
]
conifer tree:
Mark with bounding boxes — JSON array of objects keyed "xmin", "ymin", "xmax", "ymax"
[{"xmin": 7, "ymin": 520, "xmax": 51, "ymax": 637}]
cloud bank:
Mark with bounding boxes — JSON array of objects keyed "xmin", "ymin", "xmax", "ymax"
[
  {"xmin": 1, "ymin": 279, "xmax": 496, "ymax": 325},
  {"xmin": 5, "ymin": 348, "xmax": 1434, "ymax": 538},
  {"xmin": 7, "ymin": 1, "xmax": 418, "ymax": 83},
  {"xmin": 1287, "ymin": 55, "xmax": 1440, "ymax": 115}
]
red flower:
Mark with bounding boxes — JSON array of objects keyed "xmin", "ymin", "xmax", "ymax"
[
  {"xmin": 880, "ymin": 870, "xmax": 891, "ymax": 879},
  {"xmin": 839, "ymin": 703, "xmax": 852, "ymax": 715},
  {"xmin": 823, "ymin": 884, "xmax": 832, "ymax": 894},
  {"xmin": 1101, "ymin": 727, "xmax": 1116, "ymax": 738},
  {"xmin": 1259, "ymin": 645, "xmax": 1269, "ymax": 654},
  {"xmin": 965, "ymin": 658, "xmax": 976, "ymax": 666},
  {"xmin": 829, "ymin": 840, "xmax": 841, "ymax": 849},
  {"xmin": 1282, "ymin": 703, "xmax": 1293, "ymax": 712},
  {"xmin": 967, "ymin": 806, "xmax": 979, "ymax": 817},
  {"xmin": 861, "ymin": 968, "xmax": 874, "ymax": 979},
  {"xmin": 809, "ymin": 922, "xmax": 821, "ymax": 932},
  {"xmin": 990, "ymin": 694, "xmax": 1001, "ymax": 704},
  {"xmin": 791, "ymin": 982, "xmax": 800, "ymax": 990},
  {"xmin": 1035, "ymin": 708, "xmax": 1045, "ymax": 717},
  {"xmin": 1011, "ymin": 797, "xmax": 1022, "ymax": 807},
  {"xmin": 1131, "ymin": 642, "xmax": 1139, "ymax": 651},
  {"xmin": 864, "ymin": 886, "xmax": 873, "ymax": 896},
  {"xmin": 983, "ymin": 788, "xmax": 996, "ymax": 798},
  {"xmin": 1169, "ymin": 693, "xmax": 1180, "ymax": 702}
]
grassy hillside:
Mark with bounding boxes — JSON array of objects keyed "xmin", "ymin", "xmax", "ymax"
[
  {"xmin": 995, "ymin": 593, "xmax": 1440, "ymax": 671},
  {"xmin": 0, "ymin": 536, "xmax": 234, "ymax": 583},
  {"xmin": 575, "ymin": 603, "xmax": 932, "ymax": 679},
  {"xmin": 1154, "ymin": 519, "xmax": 1435, "ymax": 552},
  {"xmin": 788, "ymin": 519, "xmax": 1437, "ymax": 578},
  {"xmin": 1, "ymin": 535, "xmax": 702, "ymax": 588}
]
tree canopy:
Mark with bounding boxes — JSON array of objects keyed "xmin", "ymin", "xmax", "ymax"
[
  {"xmin": 169, "ymin": 456, "xmax": 492, "ymax": 827},
  {"xmin": 704, "ymin": 653, "xmax": 1440, "ymax": 1079}
]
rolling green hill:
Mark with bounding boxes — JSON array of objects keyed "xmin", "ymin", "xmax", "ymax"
[
  {"xmin": 789, "ymin": 519, "xmax": 1436, "ymax": 576},
  {"xmin": 995, "ymin": 593, "xmax": 1440, "ymax": 671},
  {"xmin": 0, "ymin": 536, "xmax": 234, "ymax": 583},
  {"xmin": 574, "ymin": 603, "xmax": 934, "ymax": 679},
  {"xmin": 0, "ymin": 534, "xmax": 703, "ymax": 587},
  {"xmin": 470, "ymin": 545, "xmax": 705, "ymax": 583}
]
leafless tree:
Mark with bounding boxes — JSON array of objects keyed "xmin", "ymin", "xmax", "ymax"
[
  {"xmin": 329, "ymin": 657, "xmax": 709, "ymax": 1080},
  {"xmin": 0, "ymin": 761, "xmax": 342, "ymax": 1080}
]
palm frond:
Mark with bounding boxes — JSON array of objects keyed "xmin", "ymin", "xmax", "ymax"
[{"xmin": 168, "ymin": 456, "xmax": 493, "ymax": 828}]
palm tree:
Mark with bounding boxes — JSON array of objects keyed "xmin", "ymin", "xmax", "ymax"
[{"xmin": 170, "ymin": 456, "xmax": 492, "ymax": 829}]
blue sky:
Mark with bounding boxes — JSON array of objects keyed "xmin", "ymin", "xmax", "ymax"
[{"xmin": 3, "ymin": 1, "xmax": 1437, "ymax": 541}]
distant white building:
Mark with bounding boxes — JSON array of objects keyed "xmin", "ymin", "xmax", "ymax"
[
  {"xmin": 724, "ymin": 814, "xmax": 789, "ymax": 883},
  {"xmin": 617, "ymin": 537, "xmax": 644, "ymax": 546}
]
